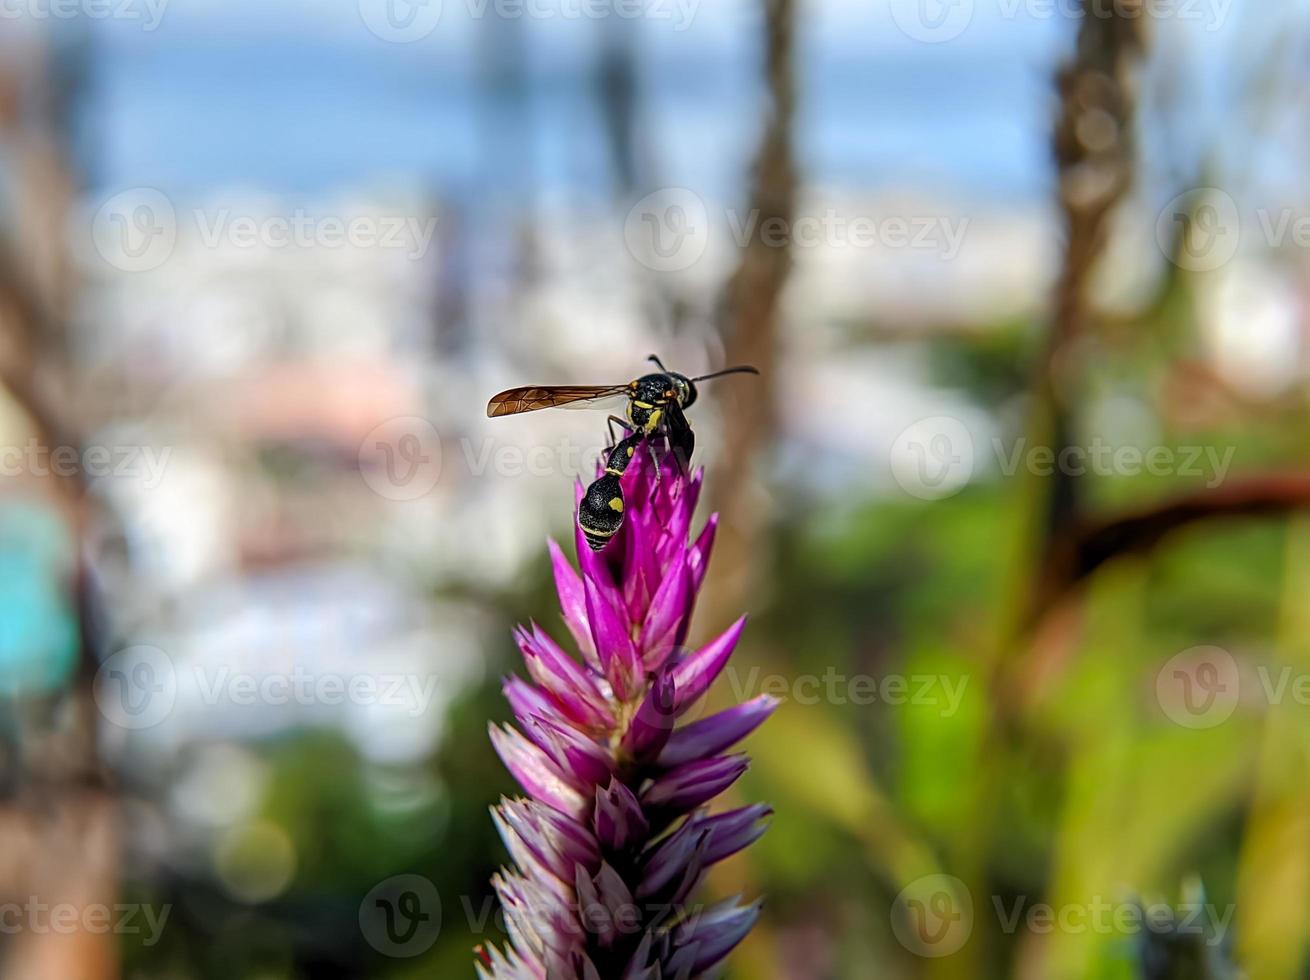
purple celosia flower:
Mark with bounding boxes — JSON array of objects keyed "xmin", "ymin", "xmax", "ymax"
[{"xmin": 480, "ymin": 447, "xmax": 775, "ymax": 979}]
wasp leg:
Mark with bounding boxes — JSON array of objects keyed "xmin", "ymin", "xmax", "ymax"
[
  {"xmin": 605, "ymin": 414, "xmax": 635, "ymax": 449},
  {"xmin": 646, "ymin": 437, "xmax": 663, "ymax": 486}
]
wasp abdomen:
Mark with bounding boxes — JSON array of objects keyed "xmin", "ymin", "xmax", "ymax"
[{"xmin": 578, "ymin": 473, "xmax": 625, "ymax": 551}]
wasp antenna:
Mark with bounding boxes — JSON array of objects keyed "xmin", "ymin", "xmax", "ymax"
[
  {"xmin": 647, "ymin": 354, "xmax": 668, "ymax": 371},
  {"xmin": 691, "ymin": 365, "xmax": 760, "ymax": 382}
]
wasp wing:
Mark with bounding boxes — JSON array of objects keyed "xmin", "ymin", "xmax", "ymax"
[
  {"xmin": 663, "ymin": 399, "xmax": 695, "ymax": 472},
  {"xmin": 486, "ymin": 384, "xmax": 630, "ymax": 418},
  {"xmin": 559, "ymin": 390, "xmax": 631, "ymax": 413}
]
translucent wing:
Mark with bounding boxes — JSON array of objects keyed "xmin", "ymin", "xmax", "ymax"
[{"xmin": 486, "ymin": 384, "xmax": 630, "ymax": 418}]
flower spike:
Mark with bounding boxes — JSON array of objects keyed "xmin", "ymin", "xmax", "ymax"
[{"xmin": 484, "ymin": 447, "xmax": 770, "ymax": 976}]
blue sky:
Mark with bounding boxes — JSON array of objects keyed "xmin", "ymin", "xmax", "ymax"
[
  {"xmin": 66, "ymin": 0, "xmax": 1083, "ymax": 205},
  {"xmin": 48, "ymin": 0, "xmax": 1279, "ymax": 214}
]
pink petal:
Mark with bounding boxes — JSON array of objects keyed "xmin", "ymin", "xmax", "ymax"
[
  {"xmin": 488, "ymin": 723, "xmax": 587, "ymax": 818},
  {"xmin": 548, "ymin": 539, "xmax": 597, "ymax": 666},
  {"xmin": 584, "ymin": 575, "xmax": 639, "ymax": 700},
  {"xmin": 657, "ymin": 694, "xmax": 778, "ymax": 768},
  {"xmin": 668, "ymin": 615, "xmax": 747, "ymax": 715}
]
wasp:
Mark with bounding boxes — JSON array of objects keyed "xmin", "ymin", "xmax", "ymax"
[{"xmin": 487, "ymin": 356, "xmax": 758, "ymax": 550}]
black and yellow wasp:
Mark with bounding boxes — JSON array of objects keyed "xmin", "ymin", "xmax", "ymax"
[{"xmin": 487, "ymin": 356, "xmax": 758, "ymax": 550}]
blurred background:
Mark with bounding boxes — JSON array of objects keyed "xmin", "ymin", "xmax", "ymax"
[{"xmin": 0, "ymin": 0, "xmax": 1307, "ymax": 977}]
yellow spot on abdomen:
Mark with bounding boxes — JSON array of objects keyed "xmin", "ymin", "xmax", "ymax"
[{"xmin": 609, "ymin": 497, "xmax": 624, "ymax": 512}]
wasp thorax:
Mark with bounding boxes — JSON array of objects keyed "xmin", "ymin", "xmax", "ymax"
[{"xmin": 633, "ymin": 374, "xmax": 675, "ymax": 404}]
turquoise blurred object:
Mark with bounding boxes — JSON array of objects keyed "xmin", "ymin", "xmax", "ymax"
[{"xmin": 0, "ymin": 499, "xmax": 80, "ymax": 697}]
